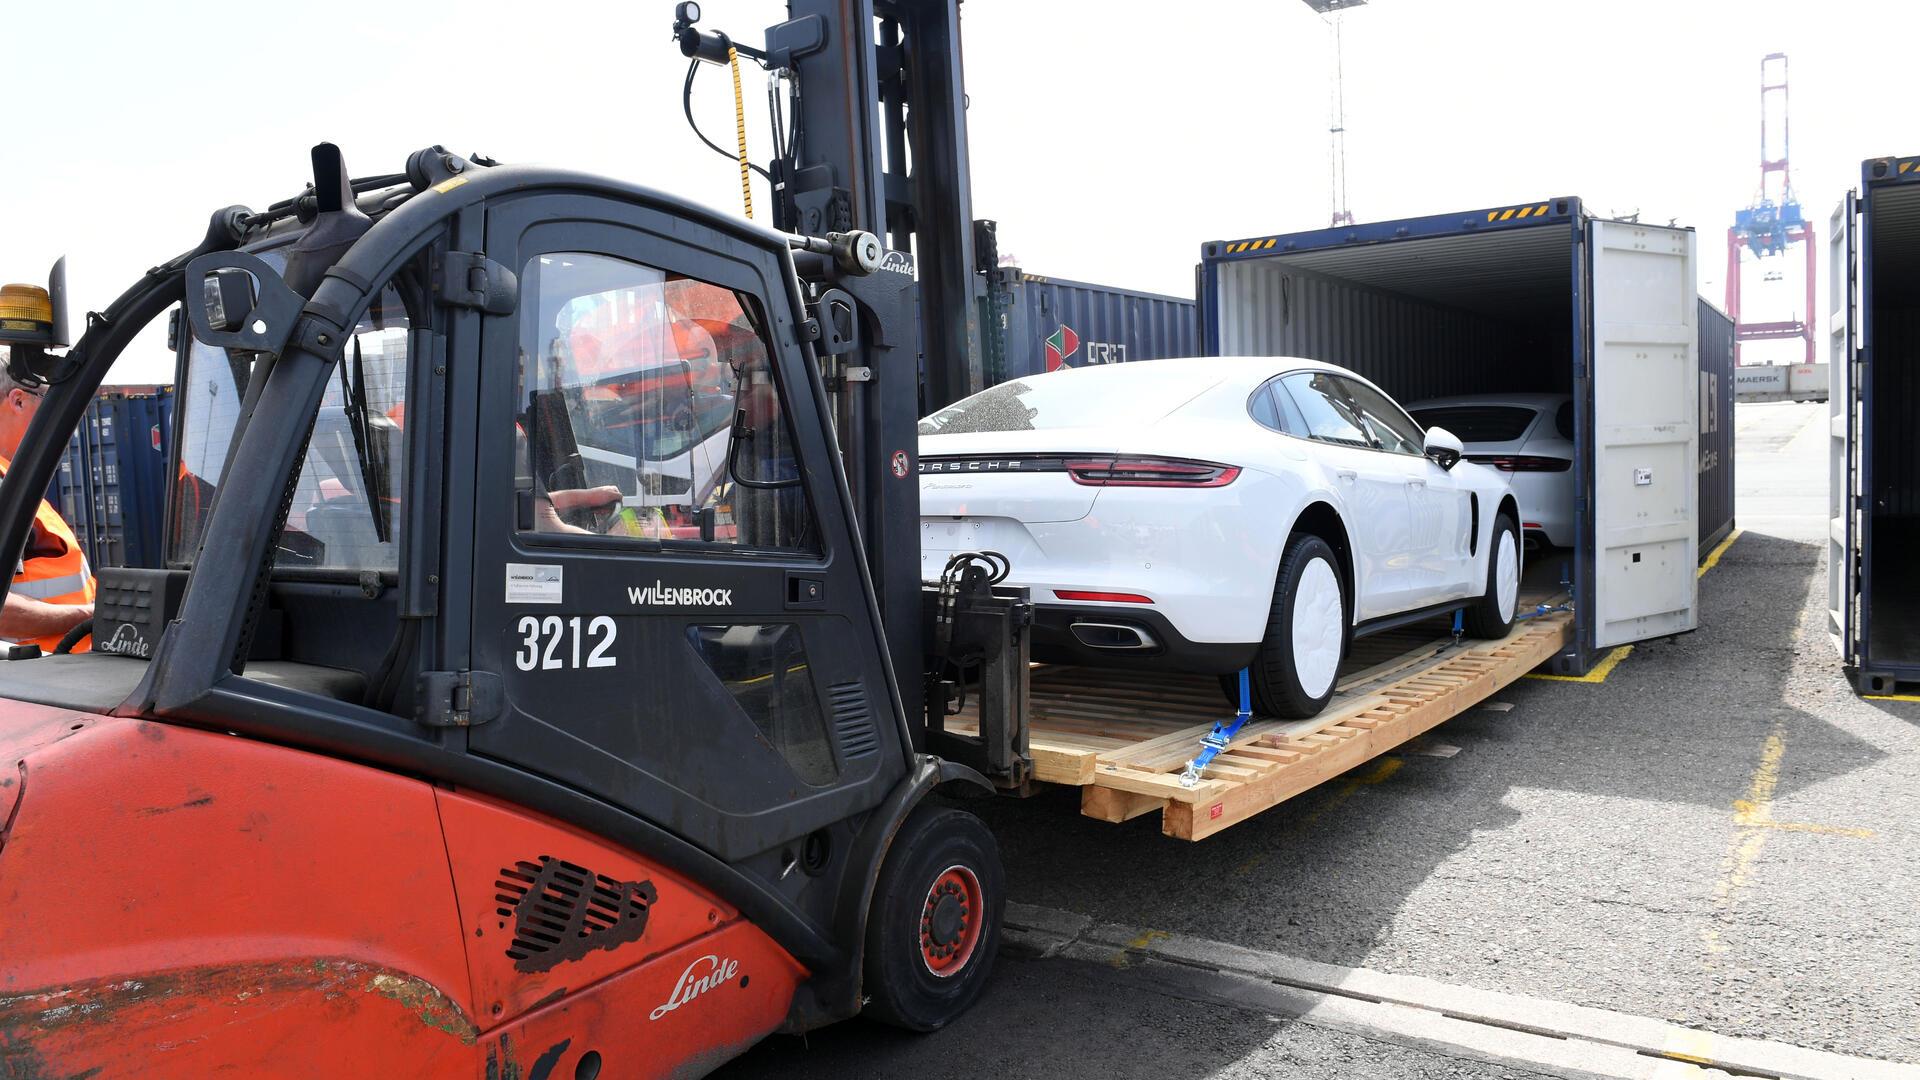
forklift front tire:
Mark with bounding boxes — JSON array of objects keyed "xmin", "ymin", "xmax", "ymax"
[{"xmin": 861, "ymin": 803, "xmax": 1004, "ymax": 1032}]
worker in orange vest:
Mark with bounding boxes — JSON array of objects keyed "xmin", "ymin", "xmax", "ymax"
[{"xmin": 0, "ymin": 363, "xmax": 94, "ymax": 652}]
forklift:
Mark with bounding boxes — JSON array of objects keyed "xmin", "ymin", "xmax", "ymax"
[{"xmin": 0, "ymin": 2, "xmax": 1036, "ymax": 1075}]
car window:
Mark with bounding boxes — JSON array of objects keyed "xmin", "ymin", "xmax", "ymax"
[
  {"xmin": 1248, "ymin": 383, "xmax": 1283, "ymax": 431},
  {"xmin": 1277, "ymin": 373, "xmax": 1372, "ymax": 449},
  {"xmin": 1336, "ymin": 377, "xmax": 1426, "ymax": 456},
  {"xmin": 1554, "ymin": 399, "xmax": 1576, "ymax": 440},
  {"xmin": 1250, "ymin": 378, "xmax": 1311, "ymax": 436},
  {"xmin": 1407, "ymin": 405, "xmax": 1537, "ymax": 443}
]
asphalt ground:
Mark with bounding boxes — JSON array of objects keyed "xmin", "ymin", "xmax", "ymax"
[{"xmin": 722, "ymin": 401, "xmax": 1920, "ymax": 1078}]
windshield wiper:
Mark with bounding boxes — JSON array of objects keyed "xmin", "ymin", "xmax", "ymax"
[{"xmin": 339, "ymin": 337, "xmax": 390, "ymax": 543}]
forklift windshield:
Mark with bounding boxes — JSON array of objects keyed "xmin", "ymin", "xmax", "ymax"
[{"xmin": 169, "ymin": 251, "xmax": 411, "ymax": 573}]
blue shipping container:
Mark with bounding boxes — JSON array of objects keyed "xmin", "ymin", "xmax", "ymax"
[
  {"xmin": 981, "ymin": 269, "xmax": 1197, "ymax": 385},
  {"xmin": 55, "ymin": 386, "xmax": 174, "ymax": 571},
  {"xmin": 1830, "ymin": 153, "xmax": 1920, "ymax": 691}
]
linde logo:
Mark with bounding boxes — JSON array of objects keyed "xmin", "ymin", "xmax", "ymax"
[
  {"xmin": 649, "ymin": 954, "xmax": 740, "ymax": 1020},
  {"xmin": 101, "ymin": 622, "xmax": 151, "ymax": 658},
  {"xmin": 878, "ymin": 250, "xmax": 915, "ymax": 276},
  {"xmin": 627, "ymin": 581, "xmax": 734, "ymax": 607},
  {"xmin": 919, "ymin": 459, "xmax": 1025, "ymax": 474}
]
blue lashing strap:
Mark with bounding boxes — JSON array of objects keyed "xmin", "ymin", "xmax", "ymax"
[{"xmin": 1181, "ymin": 667, "xmax": 1253, "ymax": 788}]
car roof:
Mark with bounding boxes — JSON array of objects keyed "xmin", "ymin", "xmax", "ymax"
[{"xmin": 994, "ymin": 355, "xmax": 1359, "ymax": 394}]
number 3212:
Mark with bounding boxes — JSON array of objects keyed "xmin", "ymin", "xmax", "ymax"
[{"xmin": 516, "ymin": 615, "xmax": 617, "ymax": 671}]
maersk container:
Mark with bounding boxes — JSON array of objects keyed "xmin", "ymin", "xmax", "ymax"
[
  {"xmin": 1829, "ymin": 154, "xmax": 1920, "ymax": 691},
  {"xmin": 55, "ymin": 386, "xmax": 174, "ymax": 571},
  {"xmin": 1699, "ymin": 298, "xmax": 1736, "ymax": 559},
  {"xmin": 980, "ymin": 269, "xmax": 1197, "ymax": 385},
  {"xmin": 1200, "ymin": 197, "xmax": 1710, "ymax": 676}
]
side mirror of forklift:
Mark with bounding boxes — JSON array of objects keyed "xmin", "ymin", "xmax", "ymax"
[{"xmin": 1423, "ymin": 426, "xmax": 1464, "ymax": 471}]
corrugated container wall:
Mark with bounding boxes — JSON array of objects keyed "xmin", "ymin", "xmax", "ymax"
[
  {"xmin": 981, "ymin": 270, "xmax": 1197, "ymax": 385},
  {"xmin": 1697, "ymin": 299, "xmax": 1736, "ymax": 558},
  {"xmin": 55, "ymin": 386, "xmax": 174, "ymax": 571}
]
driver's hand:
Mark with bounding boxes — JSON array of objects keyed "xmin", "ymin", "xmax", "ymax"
[{"xmin": 548, "ymin": 485, "xmax": 622, "ymax": 513}]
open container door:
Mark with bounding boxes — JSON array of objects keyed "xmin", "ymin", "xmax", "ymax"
[
  {"xmin": 1828, "ymin": 192, "xmax": 1860, "ymax": 660},
  {"xmin": 1588, "ymin": 219, "xmax": 1699, "ymax": 648}
]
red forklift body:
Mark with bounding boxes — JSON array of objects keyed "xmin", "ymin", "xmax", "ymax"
[{"xmin": 0, "ymin": 701, "xmax": 805, "ymax": 1077}]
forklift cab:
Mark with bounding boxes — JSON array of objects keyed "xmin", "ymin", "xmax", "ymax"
[{"xmin": 0, "ymin": 149, "xmax": 1004, "ymax": 1074}]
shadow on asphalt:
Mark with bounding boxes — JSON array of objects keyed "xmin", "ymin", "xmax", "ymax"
[{"xmin": 723, "ymin": 530, "xmax": 1892, "ymax": 1075}]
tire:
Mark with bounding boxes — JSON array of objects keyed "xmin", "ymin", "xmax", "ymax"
[
  {"xmin": 1462, "ymin": 513, "xmax": 1521, "ymax": 639},
  {"xmin": 861, "ymin": 803, "xmax": 1005, "ymax": 1032},
  {"xmin": 1240, "ymin": 533, "xmax": 1348, "ymax": 719}
]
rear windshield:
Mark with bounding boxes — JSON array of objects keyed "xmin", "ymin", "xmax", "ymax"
[
  {"xmin": 919, "ymin": 368, "xmax": 1210, "ymax": 435},
  {"xmin": 1408, "ymin": 405, "xmax": 1537, "ymax": 443}
]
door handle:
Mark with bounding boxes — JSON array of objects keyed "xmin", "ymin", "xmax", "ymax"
[
  {"xmin": 1406, "ymin": 478, "xmax": 1427, "ymax": 489},
  {"xmin": 1336, "ymin": 469, "xmax": 1357, "ymax": 483}
]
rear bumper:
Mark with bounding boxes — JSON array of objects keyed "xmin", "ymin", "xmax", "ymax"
[{"xmin": 1028, "ymin": 603, "xmax": 1257, "ymax": 674}]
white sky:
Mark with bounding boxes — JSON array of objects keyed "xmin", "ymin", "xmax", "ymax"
[{"xmin": 3, "ymin": 0, "xmax": 1909, "ymax": 382}]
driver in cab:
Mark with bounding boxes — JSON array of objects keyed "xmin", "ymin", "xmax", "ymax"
[{"xmin": 523, "ymin": 295, "xmax": 724, "ymax": 539}]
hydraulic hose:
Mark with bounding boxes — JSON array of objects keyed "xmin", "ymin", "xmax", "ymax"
[{"xmin": 53, "ymin": 617, "xmax": 92, "ymax": 655}]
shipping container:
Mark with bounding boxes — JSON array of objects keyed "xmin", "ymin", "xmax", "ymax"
[
  {"xmin": 1789, "ymin": 362, "xmax": 1830, "ymax": 401},
  {"xmin": 1698, "ymin": 299, "xmax": 1736, "ymax": 558},
  {"xmin": 1734, "ymin": 364, "xmax": 1789, "ymax": 400},
  {"xmin": 1829, "ymin": 154, "xmax": 1920, "ymax": 691},
  {"xmin": 1732, "ymin": 362, "xmax": 1829, "ymax": 403},
  {"xmin": 979, "ymin": 269, "xmax": 1196, "ymax": 385},
  {"xmin": 1200, "ymin": 197, "xmax": 1714, "ymax": 676},
  {"xmin": 55, "ymin": 386, "xmax": 174, "ymax": 572}
]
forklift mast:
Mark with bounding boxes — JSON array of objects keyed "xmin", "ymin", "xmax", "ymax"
[{"xmin": 677, "ymin": 0, "xmax": 993, "ymax": 732}]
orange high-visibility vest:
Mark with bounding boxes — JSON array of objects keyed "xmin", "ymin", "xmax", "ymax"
[{"xmin": 0, "ymin": 454, "xmax": 96, "ymax": 653}]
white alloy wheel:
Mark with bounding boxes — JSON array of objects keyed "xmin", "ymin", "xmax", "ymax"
[
  {"xmin": 1495, "ymin": 529, "xmax": 1519, "ymax": 621},
  {"xmin": 1290, "ymin": 556, "xmax": 1343, "ymax": 700}
]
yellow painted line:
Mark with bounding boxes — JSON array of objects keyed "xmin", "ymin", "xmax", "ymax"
[
  {"xmin": 1696, "ymin": 528, "xmax": 1742, "ymax": 578},
  {"xmin": 1535, "ymin": 203, "xmax": 1549, "ymax": 215},
  {"xmin": 1525, "ymin": 644, "xmax": 1631, "ymax": 683},
  {"xmin": 1865, "ymin": 692, "xmax": 1920, "ymax": 702},
  {"xmin": 1701, "ymin": 722, "xmax": 1875, "ymax": 960},
  {"xmin": 1486, "ymin": 210, "xmax": 1499, "ymax": 222},
  {"xmin": 1110, "ymin": 928, "xmax": 1170, "ymax": 969},
  {"xmin": 1500, "ymin": 208, "xmax": 1517, "ymax": 220},
  {"xmin": 1660, "ymin": 1029, "xmax": 1717, "ymax": 1066}
]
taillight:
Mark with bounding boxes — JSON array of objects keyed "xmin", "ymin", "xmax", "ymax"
[
  {"xmin": 1054, "ymin": 590, "xmax": 1154, "ymax": 604},
  {"xmin": 1064, "ymin": 457, "xmax": 1241, "ymax": 487},
  {"xmin": 1469, "ymin": 455, "xmax": 1570, "ymax": 473}
]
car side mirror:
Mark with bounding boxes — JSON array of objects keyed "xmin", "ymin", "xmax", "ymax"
[{"xmin": 1423, "ymin": 426, "xmax": 1463, "ymax": 471}]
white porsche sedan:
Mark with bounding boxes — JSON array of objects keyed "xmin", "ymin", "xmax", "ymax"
[{"xmin": 918, "ymin": 358, "xmax": 1522, "ymax": 718}]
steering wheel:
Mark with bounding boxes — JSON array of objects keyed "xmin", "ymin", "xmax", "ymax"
[{"xmin": 545, "ymin": 455, "xmax": 617, "ymax": 533}]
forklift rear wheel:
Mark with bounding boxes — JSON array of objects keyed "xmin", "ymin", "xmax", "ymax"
[{"xmin": 862, "ymin": 803, "xmax": 1004, "ymax": 1031}]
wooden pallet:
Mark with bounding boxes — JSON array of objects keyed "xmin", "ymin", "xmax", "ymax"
[{"xmin": 947, "ymin": 607, "xmax": 1572, "ymax": 840}]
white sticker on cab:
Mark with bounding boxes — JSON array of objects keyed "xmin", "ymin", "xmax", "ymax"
[{"xmin": 506, "ymin": 563, "xmax": 564, "ymax": 604}]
